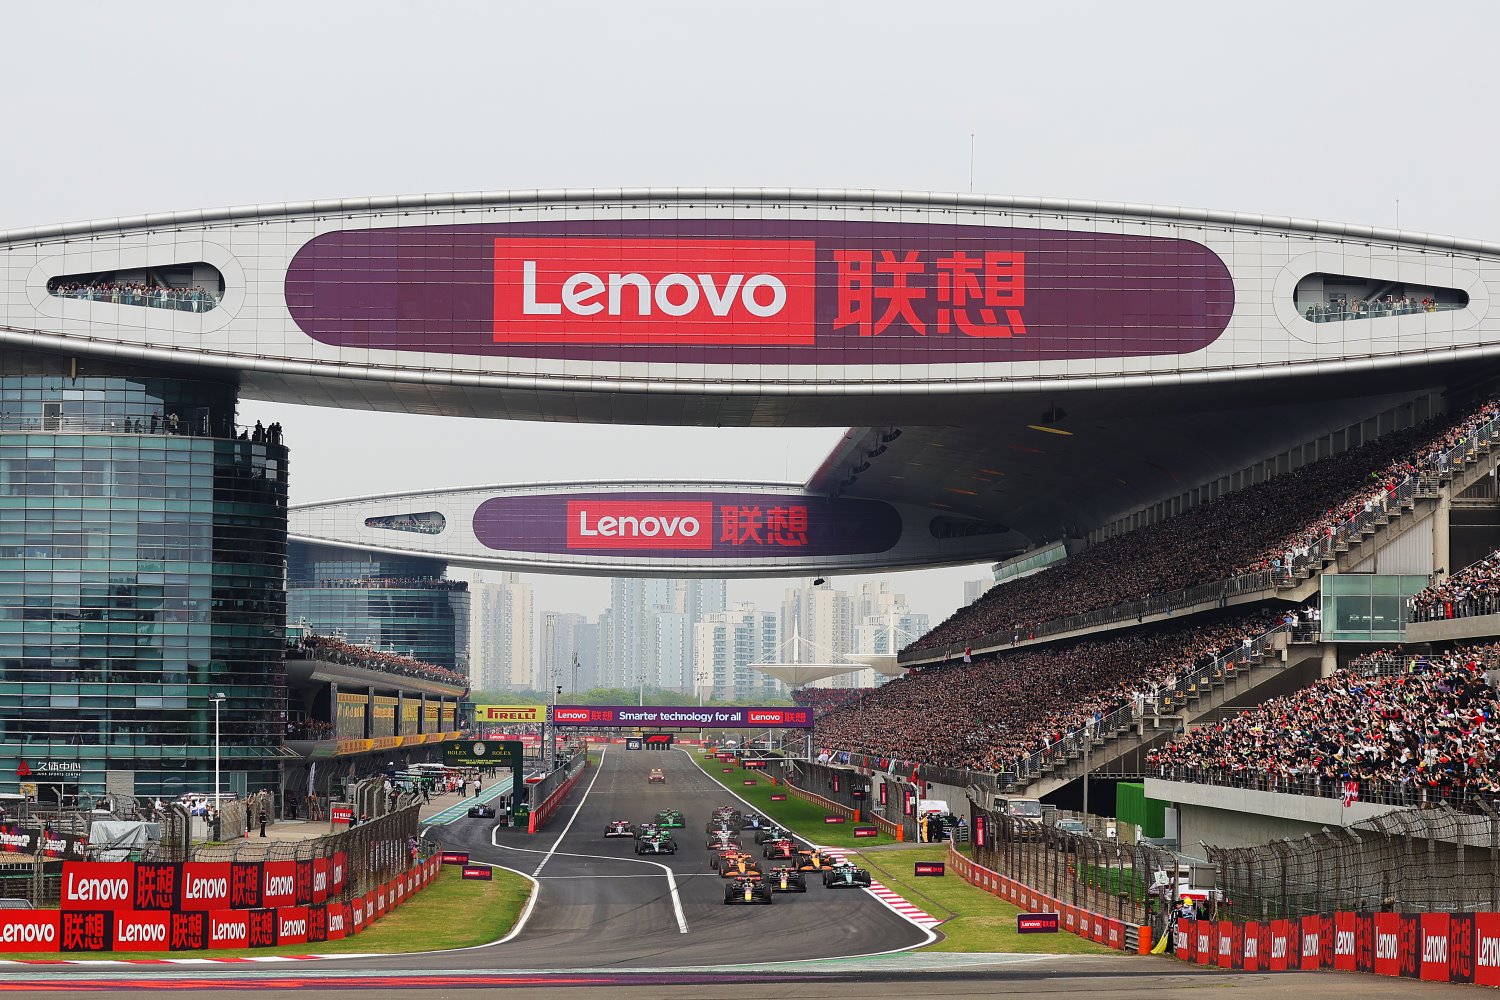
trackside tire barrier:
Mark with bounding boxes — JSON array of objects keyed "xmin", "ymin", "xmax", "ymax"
[
  {"xmin": 1171, "ymin": 910, "xmax": 1499, "ymax": 985},
  {"xmin": 0, "ymin": 855, "xmax": 443, "ymax": 953},
  {"xmin": 946, "ymin": 843, "xmax": 1149, "ymax": 954},
  {"xmin": 528, "ymin": 759, "xmax": 590, "ymax": 834}
]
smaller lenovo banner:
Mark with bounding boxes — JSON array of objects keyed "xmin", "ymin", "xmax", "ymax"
[
  {"xmin": 742, "ymin": 759, "xmax": 768, "ymax": 769},
  {"xmin": 61, "ymin": 862, "xmax": 135, "ymax": 911},
  {"xmin": 742, "ymin": 779, "xmax": 757, "ymax": 785},
  {"xmin": 462, "ymin": 865, "xmax": 494, "ymax": 881},
  {"xmin": 770, "ymin": 794, "xmax": 787, "ymax": 801},
  {"xmin": 852, "ymin": 826, "xmax": 879, "ymax": 838},
  {"xmin": 551, "ymin": 705, "xmax": 812, "ymax": 729},
  {"xmin": 1018, "ymin": 913, "xmax": 1059, "ymax": 934},
  {"xmin": 441, "ymin": 851, "xmax": 471, "ymax": 866},
  {"xmin": 915, "ymin": 861, "xmax": 946, "ymax": 877},
  {"xmin": 823, "ymin": 815, "xmax": 846, "ymax": 824},
  {"xmin": 0, "ymin": 911, "xmax": 59, "ymax": 953}
]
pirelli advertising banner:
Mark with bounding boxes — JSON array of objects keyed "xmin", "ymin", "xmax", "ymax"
[
  {"xmin": 472, "ymin": 705, "xmax": 545, "ymax": 725},
  {"xmin": 550, "ymin": 705, "xmax": 812, "ymax": 729}
]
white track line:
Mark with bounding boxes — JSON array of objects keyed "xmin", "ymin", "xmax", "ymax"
[
  {"xmin": 488, "ymin": 746, "xmax": 689, "ymax": 935},
  {"xmin": 677, "ymin": 746, "xmax": 939, "ymax": 944}
]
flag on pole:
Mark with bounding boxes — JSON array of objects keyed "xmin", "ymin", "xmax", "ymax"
[{"xmin": 963, "ymin": 646, "xmax": 972, "ymax": 664}]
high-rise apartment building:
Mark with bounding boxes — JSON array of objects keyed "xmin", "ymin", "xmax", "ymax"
[{"xmin": 469, "ymin": 572, "xmax": 533, "ymax": 692}]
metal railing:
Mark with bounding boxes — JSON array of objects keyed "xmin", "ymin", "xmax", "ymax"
[
  {"xmin": 1150, "ymin": 764, "xmax": 1494, "ymax": 813},
  {"xmin": 995, "ymin": 623, "xmax": 1289, "ymax": 788},
  {"xmin": 1301, "ymin": 298, "xmax": 1463, "ymax": 323},
  {"xmin": 49, "ymin": 285, "xmax": 220, "ymax": 313},
  {"xmin": 0, "ymin": 414, "xmax": 282, "ymax": 443},
  {"xmin": 906, "ymin": 410, "xmax": 1500, "ymax": 663}
]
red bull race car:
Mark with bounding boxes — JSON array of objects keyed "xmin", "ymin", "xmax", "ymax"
[
  {"xmin": 724, "ymin": 872, "xmax": 774, "ymax": 905},
  {"xmin": 767, "ymin": 866, "xmax": 808, "ymax": 893}
]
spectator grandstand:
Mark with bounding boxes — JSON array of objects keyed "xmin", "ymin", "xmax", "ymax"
[
  {"xmin": 1147, "ymin": 643, "xmax": 1500, "ymax": 808},
  {"xmin": 285, "ymin": 634, "xmax": 469, "ymax": 689},
  {"xmin": 1410, "ymin": 548, "xmax": 1500, "ymax": 622},
  {"xmin": 814, "ymin": 611, "xmax": 1282, "ymax": 777},
  {"xmin": 791, "ymin": 687, "xmax": 863, "ymax": 720},
  {"xmin": 908, "ymin": 394, "xmax": 1500, "ymax": 655},
  {"xmin": 48, "ymin": 279, "xmax": 220, "ymax": 312}
]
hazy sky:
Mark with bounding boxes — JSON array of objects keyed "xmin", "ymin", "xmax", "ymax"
[{"xmin": 4, "ymin": 0, "xmax": 1497, "ymax": 621}]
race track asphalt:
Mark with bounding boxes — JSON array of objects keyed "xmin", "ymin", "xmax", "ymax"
[{"xmin": 0, "ymin": 748, "xmax": 1481, "ymax": 996}]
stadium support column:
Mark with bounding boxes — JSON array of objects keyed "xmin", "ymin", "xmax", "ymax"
[
  {"xmin": 1434, "ymin": 490, "xmax": 1452, "ymax": 577},
  {"xmin": 1321, "ymin": 643, "xmax": 1338, "ymax": 679}
]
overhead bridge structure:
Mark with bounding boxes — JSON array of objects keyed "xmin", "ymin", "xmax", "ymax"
[{"xmin": 5, "ymin": 188, "xmax": 1499, "ymax": 574}]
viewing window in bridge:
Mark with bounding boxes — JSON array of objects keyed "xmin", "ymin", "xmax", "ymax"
[
  {"xmin": 48, "ymin": 263, "xmax": 224, "ymax": 313},
  {"xmin": 365, "ymin": 512, "xmax": 447, "ymax": 535},
  {"xmin": 1294, "ymin": 273, "xmax": 1468, "ymax": 323}
]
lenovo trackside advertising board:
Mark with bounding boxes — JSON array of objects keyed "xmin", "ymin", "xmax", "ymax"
[
  {"xmin": 472, "ymin": 492, "xmax": 901, "ymax": 559},
  {"xmin": 550, "ymin": 705, "xmax": 812, "ymax": 729},
  {"xmin": 285, "ymin": 221, "xmax": 1233, "ymax": 363}
]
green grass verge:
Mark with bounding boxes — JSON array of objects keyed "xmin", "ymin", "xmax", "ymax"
[
  {"xmin": 687, "ymin": 750, "xmax": 899, "ymax": 850},
  {"xmin": 7, "ymin": 866, "xmax": 530, "ymax": 961},
  {"xmin": 690, "ymin": 753, "xmax": 1114, "ymax": 955},
  {"xmin": 852, "ymin": 846, "xmax": 1116, "ymax": 955}
]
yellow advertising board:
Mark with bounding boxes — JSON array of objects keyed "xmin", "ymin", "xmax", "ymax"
[{"xmin": 473, "ymin": 705, "xmax": 545, "ymax": 724}]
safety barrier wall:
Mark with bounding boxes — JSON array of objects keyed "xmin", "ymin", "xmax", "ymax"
[
  {"xmin": 1171, "ymin": 911, "xmax": 1500, "ymax": 985},
  {"xmin": 947, "ymin": 843, "xmax": 1151, "ymax": 954},
  {"xmin": 778, "ymin": 766, "xmax": 906, "ymax": 840},
  {"xmin": 0, "ymin": 855, "xmax": 441, "ymax": 953},
  {"xmin": 528, "ymin": 756, "xmax": 590, "ymax": 834}
]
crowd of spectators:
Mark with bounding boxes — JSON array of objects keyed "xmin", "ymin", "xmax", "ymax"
[
  {"xmin": 293, "ymin": 576, "xmax": 468, "ymax": 592},
  {"xmin": 909, "ymin": 395, "xmax": 1500, "ymax": 654},
  {"xmin": 49, "ymin": 280, "xmax": 220, "ymax": 312},
  {"xmin": 1147, "ymin": 644, "xmax": 1500, "ymax": 805},
  {"xmin": 286, "ymin": 635, "xmax": 468, "ymax": 689},
  {"xmin": 1303, "ymin": 293, "xmax": 1447, "ymax": 323},
  {"xmin": 791, "ymin": 687, "xmax": 864, "ymax": 720},
  {"xmin": 286, "ymin": 718, "xmax": 335, "ymax": 740},
  {"xmin": 1409, "ymin": 548, "xmax": 1500, "ymax": 622},
  {"xmin": 816, "ymin": 611, "xmax": 1281, "ymax": 776}
]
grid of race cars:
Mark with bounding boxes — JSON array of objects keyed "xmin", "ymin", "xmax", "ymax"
[{"xmin": 600, "ymin": 772, "xmax": 873, "ymax": 905}]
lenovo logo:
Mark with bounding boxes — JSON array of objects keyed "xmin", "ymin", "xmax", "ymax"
[
  {"xmin": 494, "ymin": 238, "xmax": 816, "ymax": 345},
  {"xmin": 1376, "ymin": 932, "xmax": 1398, "ymax": 960},
  {"xmin": 567, "ymin": 501, "xmax": 712, "ymax": 551}
]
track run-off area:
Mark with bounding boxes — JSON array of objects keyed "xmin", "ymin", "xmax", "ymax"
[{"xmin": 0, "ymin": 747, "xmax": 1481, "ymax": 996}]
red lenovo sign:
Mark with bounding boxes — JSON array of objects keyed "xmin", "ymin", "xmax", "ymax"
[
  {"xmin": 494, "ymin": 238, "xmax": 817, "ymax": 346},
  {"xmin": 567, "ymin": 500, "xmax": 713, "ymax": 551}
]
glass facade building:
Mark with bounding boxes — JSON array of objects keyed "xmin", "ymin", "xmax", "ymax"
[
  {"xmin": 0, "ymin": 359, "xmax": 288, "ymax": 800},
  {"xmin": 288, "ymin": 543, "xmax": 469, "ymax": 672}
]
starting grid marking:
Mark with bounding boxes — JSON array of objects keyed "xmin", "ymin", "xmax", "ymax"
[
  {"xmin": 424, "ymin": 780, "xmax": 513, "ymax": 827},
  {"xmin": 821, "ymin": 851, "xmax": 941, "ymax": 928}
]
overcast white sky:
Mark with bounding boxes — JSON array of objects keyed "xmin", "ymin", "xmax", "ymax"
[{"xmin": 4, "ymin": 0, "xmax": 1497, "ymax": 622}]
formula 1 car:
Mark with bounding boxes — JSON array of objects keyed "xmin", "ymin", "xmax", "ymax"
[
  {"xmin": 468, "ymin": 803, "xmax": 497, "ymax": 819},
  {"xmin": 767, "ymin": 866, "xmax": 808, "ymax": 893},
  {"xmin": 635, "ymin": 833, "xmax": 677, "ymax": 855},
  {"xmin": 656, "ymin": 809, "xmax": 686, "ymax": 828},
  {"xmin": 719, "ymin": 854, "xmax": 762, "ymax": 879},
  {"xmin": 648, "ymin": 769, "xmax": 666, "ymax": 783},
  {"xmin": 636, "ymin": 822, "xmax": 661, "ymax": 840},
  {"xmin": 710, "ymin": 847, "xmax": 747, "ymax": 872},
  {"xmin": 604, "ymin": 819, "xmax": 635, "ymax": 838},
  {"xmin": 762, "ymin": 838, "xmax": 796, "ymax": 861},
  {"xmin": 791, "ymin": 849, "xmax": 834, "ymax": 873},
  {"xmin": 754, "ymin": 823, "xmax": 786, "ymax": 845},
  {"xmin": 711, "ymin": 806, "xmax": 743, "ymax": 826},
  {"xmin": 822, "ymin": 861, "xmax": 873, "ymax": 888},
  {"xmin": 706, "ymin": 829, "xmax": 742, "ymax": 850},
  {"xmin": 740, "ymin": 812, "xmax": 767, "ymax": 830},
  {"xmin": 724, "ymin": 873, "xmax": 774, "ymax": 905}
]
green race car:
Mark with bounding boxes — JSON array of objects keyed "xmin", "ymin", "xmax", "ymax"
[{"xmin": 656, "ymin": 809, "xmax": 685, "ymax": 828}]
